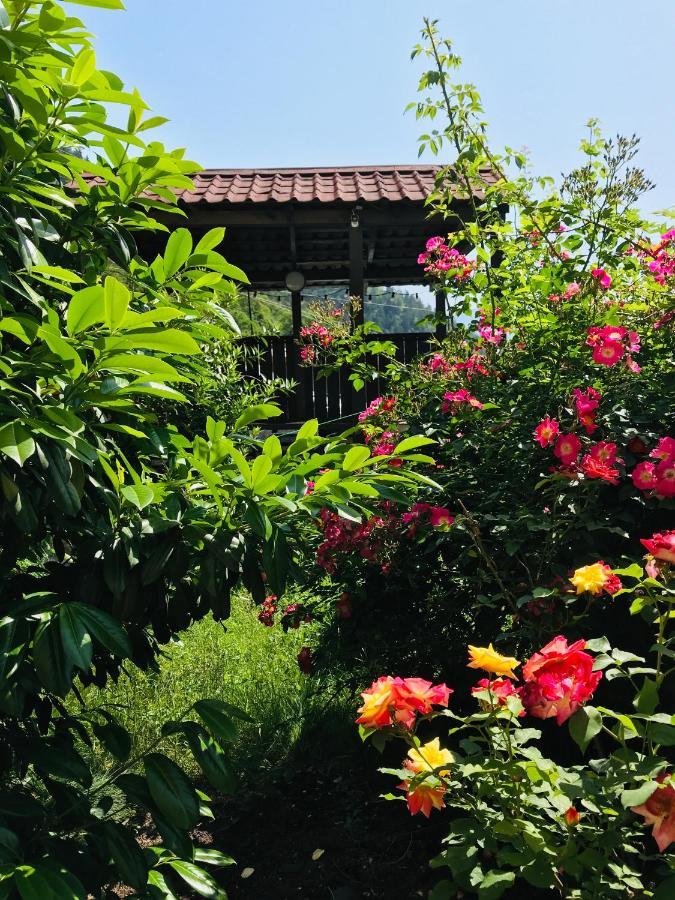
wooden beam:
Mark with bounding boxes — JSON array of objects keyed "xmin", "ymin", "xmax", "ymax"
[
  {"xmin": 291, "ymin": 291, "xmax": 302, "ymax": 336},
  {"xmin": 435, "ymin": 289, "xmax": 447, "ymax": 340},
  {"xmin": 349, "ymin": 207, "xmax": 364, "ymax": 329},
  {"xmin": 160, "ymin": 203, "xmax": 468, "ymax": 230}
]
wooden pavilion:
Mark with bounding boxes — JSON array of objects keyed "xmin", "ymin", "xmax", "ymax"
[{"xmin": 146, "ymin": 165, "xmax": 498, "ymax": 425}]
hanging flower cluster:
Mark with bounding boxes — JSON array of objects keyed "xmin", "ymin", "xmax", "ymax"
[
  {"xmin": 417, "ymin": 236, "xmax": 475, "ymax": 281},
  {"xmin": 586, "ymin": 325, "xmax": 641, "ymax": 371},
  {"xmin": 632, "ymin": 437, "xmax": 675, "ymax": 498}
]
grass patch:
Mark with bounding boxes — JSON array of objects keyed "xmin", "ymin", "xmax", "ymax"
[{"xmin": 74, "ymin": 594, "xmax": 353, "ymax": 781}]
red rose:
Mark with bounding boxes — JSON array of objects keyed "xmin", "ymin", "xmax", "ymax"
[{"xmin": 520, "ymin": 636, "xmax": 602, "ymax": 725}]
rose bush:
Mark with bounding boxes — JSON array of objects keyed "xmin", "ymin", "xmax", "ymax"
[{"xmin": 295, "ymin": 16, "xmax": 675, "ymax": 900}]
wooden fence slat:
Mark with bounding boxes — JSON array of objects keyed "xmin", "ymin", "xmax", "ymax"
[{"xmin": 236, "ymin": 332, "xmax": 432, "ymax": 426}]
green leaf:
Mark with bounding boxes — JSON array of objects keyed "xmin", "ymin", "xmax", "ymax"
[
  {"xmin": 14, "ymin": 864, "xmax": 86, "ymax": 900},
  {"xmin": 67, "ymin": 604, "xmax": 131, "ymax": 658},
  {"xmin": 478, "ymin": 870, "xmax": 515, "ymax": 899},
  {"xmin": 612, "ymin": 563, "xmax": 644, "ymax": 578},
  {"xmin": 647, "ymin": 722, "xmax": 675, "ymax": 746},
  {"xmin": 634, "ymin": 677, "xmax": 659, "ymax": 715},
  {"xmin": 195, "ymin": 228, "xmax": 226, "ymax": 254},
  {"xmin": 568, "ymin": 706, "xmax": 602, "ymax": 752},
  {"xmin": 0, "ymin": 421, "xmax": 35, "ymax": 466},
  {"xmin": 193, "ymin": 700, "xmax": 238, "ymax": 742},
  {"xmin": 66, "ymin": 286, "xmax": 105, "ymax": 334},
  {"xmin": 234, "ymin": 404, "xmax": 282, "ymax": 430},
  {"xmin": 251, "ymin": 455, "xmax": 272, "ymax": 490},
  {"xmin": 164, "ymin": 228, "xmax": 193, "ymax": 278},
  {"xmin": 342, "ymin": 445, "xmax": 371, "ymax": 471},
  {"xmin": 621, "ymin": 781, "xmax": 658, "ymax": 808},
  {"xmin": 393, "ymin": 435, "xmax": 437, "ymax": 454},
  {"xmin": 37, "ymin": 326, "xmax": 84, "ymax": 378},
  {"xmin": 32, "ymin": 618, "xmax": 73, "ymax": 697},
  {"xmin": 92, "ymin": 719, "xmax": 131, "ymax": 761},
  {"xmin": 194, "ymin": 848, "xmax": 236, "ymax": 867},
  {"xmin": 0, "ymin": 315, "xmax": 39, "ymax": 344},
  {"xmin": 120, "ymin": 484, "xmax": 155, "ymax": 511},
  {"xmin": 144, "ymin": 753, "xmax": 200, "ymax": 830},
  {"xmin": 69, "ymin": 49, "xmax": 96, "ymax": 86},
  {"xmin": 97, "ymin": 821, "xmax": 148, "ymax": 890},
  {"xmin": 104, "ymin": 328, "xmax": 200, "ymax": 355},
  {"xmin": 167, "ymin": 860, "xmax": 226, "ymax": 899},
  {"xmin": 57, "ymin": 605, "xmax": 93, "ymax": 674},
  {"xmin": 63, "ymin": 0, "xmax": 124, "ymax": 7},
  {"xmin": 103, "ymin": 276, "xmax": 130, "ymax": 331},
  {"xmin": 185, "ymin": 726, "xmax": 237, "ymax": 794}
]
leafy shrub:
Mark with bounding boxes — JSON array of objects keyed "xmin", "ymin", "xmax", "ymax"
[{"xmin": 0, "ymin": 2, "xmax": 427, "ymax": 896}]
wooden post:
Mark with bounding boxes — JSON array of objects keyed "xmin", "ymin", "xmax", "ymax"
[
  {"xmin": 291, "ymin": 290, "xmax": 302, "ymax": 337},
  {"xmin": 435, "ymin": 288, "xmax": 447, "ymax": 340},
  {"xmin": 349, "ymin": 207, "xmax": 364, "ymax": 330}
]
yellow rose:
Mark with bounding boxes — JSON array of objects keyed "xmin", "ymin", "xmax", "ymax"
[
  {"xmin": 570, "ymin": 562, "xmax": 608, "ymax": 596},
  {"xmin": 467, "ymin": 643, "xmax": 520, "ymax": 679},
  {"xmin": 405, "ymin": 738, "xmax": 454, "ymax": 776}
]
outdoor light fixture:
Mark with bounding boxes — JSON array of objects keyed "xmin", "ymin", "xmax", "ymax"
[
  {"xmin": 285, "ymin": 270, "xmax": 305, "ymax": 292},
  {"xmin": 350, "ymin": 205, "xmax": 362, "ymax": 228}
]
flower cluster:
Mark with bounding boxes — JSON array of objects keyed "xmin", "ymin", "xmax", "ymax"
[
  {"xmin": 591, "ymin": 267, "xmax": 612, "ymax": 289},
  {"xmin": 586, "ymin": 325, "xmax": 640, "ymax": 371},
  {"xmin": 421, "ymin": 351, "xmax": 490, "ymax": 380},
  {"xmin": 298, "ymin": 322, "xmax": 336, "ymax": 363},
  {"xmin": 367, "ymin": 430, "xmax": 400, "ymax": 464},
  {"xmin": 417, "ymin": 236, "xmax": 475, "ymax": 281},
  {"xmin": 401, "ymin": 502, "xmax": 454, "ymax": 536},
  {"xmin": 641, "ymin": 530, "xmax": 675, "ymax": 565},
  {"xmin": 636, "ymin": 228, "xmax": 675, "ymax": 285},
  {"xmin": 399, "ymin": 738, "xmax": 454, "ymax": 817},
  {"xmin": 632, "ymin": 436, "xmax": 675, "ymax": 498},
  {"xmin": 570, "ymin": 562, "xmax": 622, "ymax": 597},
  {"xmin": 467, "ymin": 638, "xmax": 602, "ymax": 725},
  {"xmin": 441, "ymin": 388, "xmax": 483, "ymax": 414},
  {"xmin": 356, "ymin": 675, "xmax": 452, "ymax": 730},
  {"xmin": 316, "ymin": 506, "xmax": 401, "ymax": 574},
  {"xmin": 357, "ymin": 396, "xmax": 397, "ymax": 424},
  {"xmin": 520, "ymin": 636, "xmax": 602, "ymax": 725},
  {"xmin": 572, "ymin": 386, "xmax": 601, "ymax": 435},
  {"xmin": 534, "ymin": 390, "xmax": 633, "ymax": 485},
  {"xmin": 631, "ymin": 775, "xmax": 675, "ymax": 852},
  {"xmin": 257, "ymin": 595, "xmax": 278, "ymax": 626},
  {"xmin": 477, "ymin": 307, "xmax": 506, "ymax": 345}
]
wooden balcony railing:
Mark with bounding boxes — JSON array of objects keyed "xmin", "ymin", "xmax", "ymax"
[{"xmin": 237, "ymin": 332, "xmax": 433, "ymax": 426}]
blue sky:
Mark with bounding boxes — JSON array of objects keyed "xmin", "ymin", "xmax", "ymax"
[{"xmin": 74, "ymin": 0, "xmax": 675, "ymax": 212}]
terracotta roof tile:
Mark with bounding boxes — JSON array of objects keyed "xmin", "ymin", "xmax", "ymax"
[{"xmin": 170, "ymin": 165, "xmax": 495, "ymax": 206}]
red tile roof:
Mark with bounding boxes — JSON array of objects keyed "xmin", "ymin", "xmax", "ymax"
[{"xmin": 176, "ymin": 165, "xmax": 496, "ymax": 206}]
